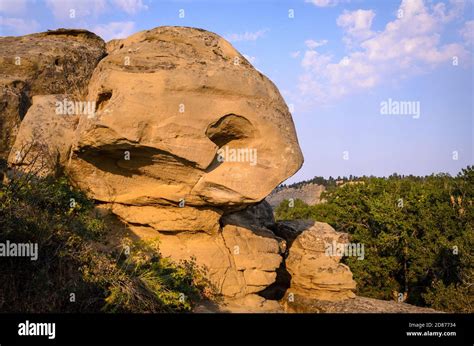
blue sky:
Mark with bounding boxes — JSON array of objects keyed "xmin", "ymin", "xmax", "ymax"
[{"xmin": 1, "ymin": 0, "xmax": 473, "ymax": 183}]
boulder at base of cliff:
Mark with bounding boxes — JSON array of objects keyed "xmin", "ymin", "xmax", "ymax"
[{"xmin": 274, "ymin": 220, "xmax": 357, "ymax": 301}]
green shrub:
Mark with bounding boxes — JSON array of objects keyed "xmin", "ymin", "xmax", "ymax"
[
  {"xmin": 275, "ymin": 166, "xmax": 474, "ymax": 312},
  {"xmin": 0, "ymin": 173, "xmax": 215, "ymax": 312}
]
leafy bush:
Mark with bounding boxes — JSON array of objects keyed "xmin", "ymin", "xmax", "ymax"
[
  {"xmin": 0, "ymin": 173, "xmax": 215, "ymax": 312},
  {"xmin": 275, "ymin": 166, "xmax": 474, "ymax": 312}
]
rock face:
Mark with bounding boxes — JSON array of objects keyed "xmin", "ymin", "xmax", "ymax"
[
  {"xmin": 266, "ymin": 183, "xmax": 326, "ymax": 208},
  {"xmin": 7, "ymin": 26, "xmax": 303, "ymax": 301},
  {"xmin": 282, "ymin": 294, "xmax": 439, "ymax": 313},
  {"xmin": 149, "ymin": 222, "xmax": 285, "ymax": 298},
  {"xmin": 0, "ymin": 29, "xmax": 106, "ymax": 161},
  {"xmin": 68, "ymin": 26, "xmax": 303, "ymax": 211},
  {"xmin": 7, "ymin": 95, "xmax": 79, "ymax": 176},
  {"xmin": 274, "ymin": 220, "xmax": 356, "ymax": 301}
]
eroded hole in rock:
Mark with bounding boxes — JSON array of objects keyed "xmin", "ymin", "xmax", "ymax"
[
  {"xmin": 96, "ymin": 90, "xmax": 112, "ymax": 111},
  {"xmin": 205, "ymin": 114, "xmax": 255, "ymax": 147}
]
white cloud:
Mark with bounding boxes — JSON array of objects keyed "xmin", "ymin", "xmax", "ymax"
[
  {"xmin": 337, "ymin": 9, "xmax": 375, "ymax": 44},
  {"xmin": 305, "ymin": 39, "xmax": 328, "ymax": 49},
  {"xmin": 0, "ymin": 16, "xmax": 40, "ymax": 35},
  {"xmin": 0, "ymin": 0, "xmax": 28, "ymax": 15},
  {"xmin": 290, "ymin": 51, "xmax": 301, "ymax": 58},
  {"xmin": 45, "ymin": 0, "xmax": 148, "ymax": 19},
  {"xmin": 432, "ymin": 0, "xmax": 465, "ymax": 23},
  {"xmin": 112, "ymin": 0, "xmax": 147, "ymax": 14},
  {"xmin": 297, "ymin": 0, "xmax": 469, "ymax": 105},
  {"xmin": 460, "ymin": 20, "xmax": 474, "ymax": 46},
  {"xmin": 305, "ymin": 0, "xmax": 341, "ymax": 7},
  {"xmin": 93, "ymin": 21, "xmax": 135, "ymax": 41},
  {"xmin": 301, "ymin": 50, "xmax": 332, "ymax": 72},
  {"xmin": 46, "ymin": 0, "xmax": 107, "ymax": 20},
  {"xmin": 225, "ymin": 29, "xmax": 268, "ymax": 42}
]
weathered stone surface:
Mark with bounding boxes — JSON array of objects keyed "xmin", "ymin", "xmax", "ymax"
[
  {"xmin": 67, "ymin": 26, "xmax": 303, "ymax": 208},
  {"xmin": 221, "ymin": 200, "xmax": 275, "ymax": 229},
  {"xmin": 7, "ymin": 95, "xmax": 79, "ymax": 176},
  {"xmin": 0, "ymin": 29, "xmax": 106, "ymax": 160},
  {"xmin": 124, "ymin": 220, "xmax": 284, "ymax": 298},
  {"xmin": 222, "ymin": 224, "xmax": 284, "ymax": 293},
  {"xmin": 282, "ymin": 293, "xmax": 439, "ymax": 313},
  {"xmin": 266, "ymin": 183, "xmax": 326, "ymax": 208},
  {"xmin": 0, "ymin": 78, "xmax": 28, "ymax": 163},
  {"xmin": 110, "ymin": 204, "xmax": 222, "ymax": 234},
  {"xmin": 279, "ymin": 220, "xmax": 357, "ymax": 301},
  {"xmin": 195, "ymin": 294, "xmax": 283, "ymax": 313}
]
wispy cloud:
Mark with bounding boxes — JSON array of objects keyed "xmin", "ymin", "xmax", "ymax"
[
  {"xmin": 305, "ymin": 0, "xmax": 348, "ymax": 8},
  {"xmin": 92, "ymin": 21, "xmax": 135, "ymax": 41},
  {"xmin": 460, "ymin": 20, "xmax": 474, "ymax": 46},
  {"xmin": 305, "ymin": 39, "xmax": 328, "ymax": 49},
  {"xmin": 45, "ymin": 0, "xmax": 147, "ymax": 20},
  {"xmin": 296, "ymin": 0, "xmax": 469, "ymax": 106},
  {"xmin": 0, "ymin": 0, "xmax": 29, "ymax": 15},
  {"xmin": 0, "ymin": 16, "xmax": 40, "ymax": 35},
  {"xmin": 225, "ymin": 29, "xmax": 268, "ymax": 42},
  {"xmin": 290, "ymin": 51, "xmax": 301, "ymax": 58},
  {"xmin": 46, "ymin": 0, "xmax": 107, "ymax": 20},
  {"xmin": 337, "ymin": 9, "xmax": 375, "ymax": 45},
  {"xmin": 112, "ymin": 0, "xmax": 148, "ymax": 15}
]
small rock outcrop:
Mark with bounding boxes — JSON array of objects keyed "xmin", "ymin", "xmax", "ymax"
[
  {"xmin": 266, "ymin": 183, "xmax": 326, "ymax": 207},
  {"xmin": 282, "ymin": 294, "xmax": 439, "ymax": 313},
  {"xmin": 267, "ymin": 220, "xmax": 357, "ymax": 302},
  {"xmin": 279, "ymin": 220, "xmax": 356, "ymax": 301}
]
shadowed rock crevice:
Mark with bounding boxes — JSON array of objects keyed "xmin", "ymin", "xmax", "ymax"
[
  {"xmin": 75, "ymin": 144, "xmax": 203, "ymax": 178},
  {"xmin": 96, "ymin": 90, "xmax": 113, "ymax": 111}
]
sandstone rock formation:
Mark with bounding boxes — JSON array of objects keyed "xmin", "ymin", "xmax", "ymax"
[
  {"xmin": 266, "ymin": 183, "xmax": 326, "ymax": 208},
  {"xmin": 67, "ymin": 26, "xmax": 303, "ymax": 211},
  {"xmin": 7, "ymin": 26, "xmax": 303, "ymax": 302},
  {"xmin": 7, "ymin": 94, "xmax": 79, "ymax": 176},
  {"xmin": 282, "ymin": 294, "xmax": 439, "ymax": 313},
  {"xmin": 0, "ymin": 29, "xmax": 106, "ymax": 161},
  {"xmin": 3, "ymin": 26, "xmax": 444, "ymax": 314},
  {"xmin": 274, "ymin": 220, "xmax": 357, "ymax": 301}
]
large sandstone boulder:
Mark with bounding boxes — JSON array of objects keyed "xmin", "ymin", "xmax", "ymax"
[
  {"xmin": 67, "ymin": 26, "xmax": 303, "ymax": 212},
  {"xmin": 0, "ymin": 29, "xmax": 106, "ymax": 161},
  {"xmin": 275, "ymin": 220, "xmax": 356, "ymax": 301}
]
